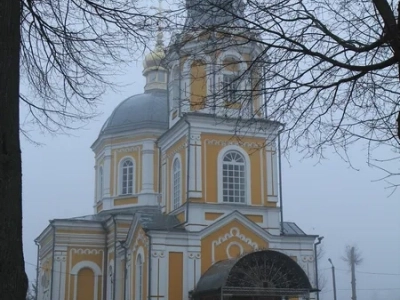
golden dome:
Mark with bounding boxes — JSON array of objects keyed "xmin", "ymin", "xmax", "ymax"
[{"xmin": 143, "ymin": 32, "xmax": 166, "ymax": 74}]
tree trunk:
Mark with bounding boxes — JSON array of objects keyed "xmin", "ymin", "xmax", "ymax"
[{"xmin": 0, "ymin": 0, "xmax": 28, "ymax": 299}]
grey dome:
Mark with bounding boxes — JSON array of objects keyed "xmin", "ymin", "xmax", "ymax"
[{"xmin": 100, "ymin": 90, "xmax": 168, "ymax": 135}]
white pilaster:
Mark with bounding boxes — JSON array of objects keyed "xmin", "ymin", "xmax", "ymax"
[
  {"xmin": 161, "ymin": 158, "xmax": 167, "ymax": 213},
  {"xmin": 266, "ymin": 144, "xmax": 278, "ymax": 203},
  {"xmin": 51, "ymin": 251, "xmax": 67, "ymax": 300},
  {"xmin": 188, "ymin": 132, "xmax": 202, "ymax": 199},
  {"xmin": 141, "ymin": 141, "xmax": 155, "ymax": 193},
  {"xmin": 150, "ymin": 251, "xmax": 167, "ymax": 300},
  {"xmin": 186, "ymin": 252, "xmax": 201, "ymax": 295},
  {"xmin": 103, "ymin": 147, "xmax": 112, "ymax": 198}
]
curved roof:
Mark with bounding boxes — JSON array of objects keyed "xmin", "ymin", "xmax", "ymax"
[
  {"xmin": 100, "ymin": 90, "xmax": 168, "ymax": 136},
  {"xmin": 194, "ymin": 250, "xmax": 313, "ymax": 297}
]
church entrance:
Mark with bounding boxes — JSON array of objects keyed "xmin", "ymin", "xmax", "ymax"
[{"xmin": 191, "ymin": 250, "xmax": 315, "ymax": 300}]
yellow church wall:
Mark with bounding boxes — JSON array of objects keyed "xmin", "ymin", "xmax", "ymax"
[
  {"xmin": 114, "ymin": 197, "xmax": 138, "ymax": 206},
  {"xmin": 67, "ymin": 247, "xmax": 103, "ymax": 300},
  {"xmin": 201, "ymin": 133, "xmax": 275, "ymax": 206},
  {"xmin": 176, "ymin": 211, "xmax": 185, "ymax": 223},
  {"xmin": 245, "ymin": 214, "xmax": 264, "ymax": 223},
  {"xmin": 190, "ymin": 60, "xmax": 207, "ymax": 111},
  {"xmin": 68, "ymin": 248, "xmax": 103, "ymax": 271},
  {"xmin": 56, "ymin": 228, "xmax": 104, "ymax": 235},
  {"xmin": 168, "ymin": 252, "xmax": 183, "ymax": 300},
  {"xmin": 76, "ymin": 268, "xmax": 95, "ymax": 300},
  {"xmin": 201, "ymin": 220, "xmax": 268, "ymax": 273},
  {"xmin": 165, "ymin": 137, "xmax": 187, "ymax": 212},
  {"xmin": 117, "ymin": 222, "xmax": 131, "ymax": 229},
  {"xmin": 204, "ymin": 212, "xmax": 223, "ymax": 221}
]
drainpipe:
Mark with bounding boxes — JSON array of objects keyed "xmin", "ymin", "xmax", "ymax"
[
  {"xmin": 101, "ymin": 221, "xmax": 109, "ymax": 300},
  {"xmin": 277, "ymin": 127, "xmax": 285, "ymax": 235},
  {"xmin": 112, "ymin": 216, "xmax": 117, "ymax": 300},
  {"xmin": 120, "ymin": 241, "xmax": 128, "ymax": 300},
  {"xmin": 184, "ymin": 119, "xmax": 191, "ymax": 225},
  {"xmin": 34, "ymin": 240, "xmax": 40, "ymax": 300},
  {"xmin": 145, "ymin": 231, "xmax": 152, "ymax": 300},
  {"xmin": 49, "ymin": 222, "xmax": 56, "ymax": 300},
  {"xmin": 167, "ymin": 68, "xmax": 171, "ymax": 128}
]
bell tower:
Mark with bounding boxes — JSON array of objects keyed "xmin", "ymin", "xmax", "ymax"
[{"xmin": 165, "ymin": 0, "xmax": 265, "ymax": 127}]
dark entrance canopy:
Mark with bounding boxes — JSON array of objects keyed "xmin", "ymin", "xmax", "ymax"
[{"xmin": 192, "ymin": 250, "xmax": 314, "ymax": 300}]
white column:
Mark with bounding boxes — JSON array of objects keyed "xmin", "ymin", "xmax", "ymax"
[
  {"xmin": 188, "ymin": 133, "xmax": 202, "ymax": 199},
  {"xmin": 103, "ymin": 147, "xmax": 112, "ymax": 197},
  {"xmin": 161, "ymin": 158, "xmax": 167, "ymax": 212},
  {"xmin": 141, "ymin": 140, "xmax": 155, "ymax": 193},
  {"xmin": 266, "ymin": 144, "xmax": 278, "ymax": 203},
  {"xmin": 93, "ymin": 165, "xmax": 98, "ymax": 205}
]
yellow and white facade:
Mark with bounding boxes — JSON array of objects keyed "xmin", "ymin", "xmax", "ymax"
[{"xmin": 35, "ymin": 1, "xmax": 319, "ymax": 300}]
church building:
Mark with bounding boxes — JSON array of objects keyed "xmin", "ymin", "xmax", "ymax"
[{"xmin": 35, "ymin": 1, "xmax": 319, "ymax": 300}]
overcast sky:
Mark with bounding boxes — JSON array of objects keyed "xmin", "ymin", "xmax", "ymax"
[{"xmin": 21, "ymin": 46, "xmax": 400, "ymax": 300}]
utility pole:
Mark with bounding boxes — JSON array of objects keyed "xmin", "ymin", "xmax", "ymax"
[
  {"xmin": 328, "ymin": 258, "xmax": 337, "ymax": 300},
  {"xmin": 350, "ymin": 247, "xmax": 357, "ymax": 300},
  {"xmin": 314, "ymin": 236, "xmax": 324, "ymax": 300}
]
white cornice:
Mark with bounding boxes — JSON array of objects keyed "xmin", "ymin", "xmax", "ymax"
[{"xmin": 92, "ymin": 129, "xmax": 164, "ymax": 153}]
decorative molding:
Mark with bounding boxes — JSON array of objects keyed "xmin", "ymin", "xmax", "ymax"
[
  {"xmin": 211, "ymin": 227, "xmax": 258, "ymax": 263},
  {"xmin": 188, "ymin": 252, "xmax": 201, "ymax": 259},
  {"xmin": 206, "ymin": 139, "xmax": 262, "ymax": 149},
  {"xmin": 190, "ymin": 133, "xmax": 201, "ymax": 142},
  {"xmin": 226, "ymin": 241, "xmax": 244, "ymax": 259},
  {"xmin": 55, "ymin": 255, "xmax": 67, "ymax": 262},
  {"xmin": 70, "ymin": 248, "xmax": 104, "ymax": 255},
  {"xmin": 165, "ymin": 140, "xmax": 188, "ymax": 159},
  {"xmin": 132, "ymin": 230, "xmax": 149, "ymax": 253},
  {"xmin": 152, "ymin": 251, "xmax": 166, "ymax": 258},
  {"xmin": 301, "ymin": 255, "xmax": 314, "ymax": 262},
  {"xmin": 116, "ymin": 146, "xmax": 141, "ymax": 153}
]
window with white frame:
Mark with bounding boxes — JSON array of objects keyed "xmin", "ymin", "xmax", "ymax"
[
  {"xmin": 223, "ymin": 74, "xmax": 239, "ymax": 103},
  {"xmin": 222, "ymin": 151, "xmax": 246, "ymax": 203},
  {"xmin": 120, "ymin": 159, "xmax": 134, "ymax": 195},
  {"xmin": 135, "ymin": 254, "xmax": 143, "ymax": 300},
  {"xmin": 99, "ymin": 166, "xmax": 104, "ymax": 200},
  {"xmin": 172, "ymin": 158, "xmax": 181, "ymax": 210}
]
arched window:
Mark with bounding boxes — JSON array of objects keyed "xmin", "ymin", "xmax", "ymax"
[
  {"xmin": 99, "ymin": 167, "xmax": 104, "ymax": 200},
  {"xmin": 222, "ymin": 151, "xmax": 246, "ymax": 203},
  {"xmin": 172, "ymin": 158, "xmax": 181, "ymax": 210},
  {"xmin": 120, "ymin": 159, "xmax": 134, "ymax": 195},
  {"xmin": 135, "ymin": 254, "xmax": 143, "ymax": 300}
]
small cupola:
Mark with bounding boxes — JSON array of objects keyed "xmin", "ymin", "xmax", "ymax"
[{"xmin": 142, "ymin": 30, "xmax": 167, "ymax": 92}]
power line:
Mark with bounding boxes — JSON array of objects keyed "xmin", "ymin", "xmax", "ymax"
[{"xmin": 335, "ymin": 267, "xmax": 400, "ymax": 276}]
